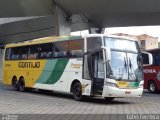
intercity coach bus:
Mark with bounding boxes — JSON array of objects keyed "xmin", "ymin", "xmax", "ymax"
[
  {"xmin": 2, "ymin": 34, "xmax": 151, "ymax": 101},
  {"xmin": 143, "ymin": 48, "xmax": 160, "ymax": 93}
]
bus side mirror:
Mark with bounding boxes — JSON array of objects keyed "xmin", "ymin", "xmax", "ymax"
[
  {"xmin": 101, "ymin": 46, "xmax": 111, "ymax": 61},
  {"xmin": 142, "ymin": 52, "xmax": 153, "ymax": 66}
]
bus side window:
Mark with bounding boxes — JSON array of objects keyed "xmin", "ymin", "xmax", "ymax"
[
  {"xmin": 39, "ymin": 43, "xmax": 54, "ymax": 59},
  {"xmin": 68, "ymin": 39, "xmax": 84, "ymax": 58},
  {"xmin": 154, "ymin": 53, "xmax": 160, "ymax": 66},
  {"xmin": 5, "ymin": 48, "xmax": 11, "ymax": 60},
  {"xmin": 19, "ymin": 46, "xmax": 28, "ymax": 60},
  {"xmin": 11, "ymin": 47, "xmax": 19, "ymax": 60},
  {"xmin": 54, "ymin": 41, "xmax": 68, "ymax": 58},
  {"xmin": 28, "ymin": 45, "xmax": 39, "ymax": 59}
]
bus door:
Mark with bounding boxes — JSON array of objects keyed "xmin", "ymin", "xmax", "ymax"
[
  {"xmin": 92, "ymin": 51, "xmax": 104, "ymax": 95},
  {"xmin": 83, "ymin": 50, "xmax": 105, "ymax": 96}
]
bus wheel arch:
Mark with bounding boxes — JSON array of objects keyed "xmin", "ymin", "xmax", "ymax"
[
  {"xmin": 148, "ymin": 80, "xmax": 157, "ymax": 93},
  {"xmin": 18, "ymin": 76, "xmax": 25, "ymax": 92},
  {"xmin": 70, "ymin": 80, "xmax": 80, "ymax": 93},
  {"xmin": 12, "ymin": 76, "xmax": 18, "ymax": 90},
  {"xmin": 104, "ymin": 97, "xmax": 115, "ymax": 102},
  {"xmin": 70, "ymin": 80, "xmax": 83, "ymax": 101}
]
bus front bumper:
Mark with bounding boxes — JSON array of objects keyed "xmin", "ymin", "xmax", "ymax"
[{"xmin": 102, "ymin": 86, "xmax": 143, "ymax": 98}]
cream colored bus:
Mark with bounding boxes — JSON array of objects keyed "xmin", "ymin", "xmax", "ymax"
[{"xmin": 3, "ymin": 34, "xmax": 149, "ymax": 101}]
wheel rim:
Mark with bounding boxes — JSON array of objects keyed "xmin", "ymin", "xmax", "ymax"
[
  {"xmin": 75, "ymin": 87, "xmax": 81, "ymax": 97},
  {"xmin": 150, "ymin": 83, "xmax": 155, "ymax": 92}
]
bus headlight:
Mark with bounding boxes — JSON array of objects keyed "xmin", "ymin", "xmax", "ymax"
[
  {"xmin": 139, "ymin": 83, "xmax": 144, "ymax": 88},
  {"xmin": 105, "ymin": 81, "xmax": 117, "ymax": 88}
]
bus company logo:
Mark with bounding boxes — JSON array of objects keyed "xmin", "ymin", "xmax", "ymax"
[
  {"xmin": 143, "ymin": 69, "xmax": 156, "ymax": 74},
  {"xmin": 18, "ymin": 62, "xmax": 40, "ymax": 68},
  {"xmin": 71, "ymin": 63, "xmax": 82, "ymax": 69}
]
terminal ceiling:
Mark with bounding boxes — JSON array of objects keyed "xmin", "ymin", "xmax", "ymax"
[{"xmin": 1, "ymin": 0, "xmax": 160, "ymax": 44}]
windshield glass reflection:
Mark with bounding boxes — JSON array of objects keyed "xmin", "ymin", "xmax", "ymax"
[
  {"xmin": 104, "ymin": 37, "xmax": 140, "ymax": 52},
  {"xmin": 107, "ymin": 51, "xmax": 143, "ymax": 81}
]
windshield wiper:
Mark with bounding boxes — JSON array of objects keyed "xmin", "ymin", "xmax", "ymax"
[
  {"xmin": 129, "ymin": 58, "xmax": 132, "ymax": 68},
  {"xmin": 124, "ymin": 57, "xmax": 127, "ymax": 72},
  {"xmin": 128, "ymin": 57, "xmax": 136, "ymax": 80},
  {"xmin": 117, "ymin": 57, "xmax": 127, "ymax": 80}
]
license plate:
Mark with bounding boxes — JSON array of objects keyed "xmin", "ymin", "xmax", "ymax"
[{"xmin": 125, "ymin": 91, "xmax": 131, "ymax": 94}]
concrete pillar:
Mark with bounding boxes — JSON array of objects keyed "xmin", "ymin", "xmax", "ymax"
[
  {"xmin": 54, "ymin": 5, "xmax": 71, "ymax": 36},
  {"xmin": 0, "ymin": 49, "xmax": 3, "ymax": 80}
]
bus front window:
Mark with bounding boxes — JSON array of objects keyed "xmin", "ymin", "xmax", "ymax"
[
  {"xmin": 107, "ymin": 51, "xmax": 128, "ymax": 80},
  {"xmin": 107, "ymin": 51, "xmax": 143, "ymax": 81},
  {"xmin": 104, "ymin": 37, "xmax": 143, "ymax": 81}
]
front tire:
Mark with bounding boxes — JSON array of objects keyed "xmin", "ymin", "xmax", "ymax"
[
  {"xmin": 73, "ymin": 82, "xmax": 83, "ymax": 101},
  {"xmin": 148, "ymin": 81, "xmax": 157, "ymax": 93}
]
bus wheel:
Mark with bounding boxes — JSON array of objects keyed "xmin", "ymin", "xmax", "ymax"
[
  {"xmin": 73, "ymin": 82, "xmax": 83, "ymax": 101},
  {"xmin": 18, "ymin": 78, "xmax": 25, "ymax": 92},
  {"xmin": 148, "ymin": 81, "xmax": 157, "ymax": 93},
  {"xmin": 105, "ymin": 97, "xmax": 115, "ymax": 102},
  {"xmin": 12, "ymin": 77, "xmax": 18, "ymax": 90}
]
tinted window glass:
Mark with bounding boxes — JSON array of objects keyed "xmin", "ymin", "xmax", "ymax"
[
  {"xmin": 87, "ymin": 37, "xmax": 102, "ymax": 52},
  {"xmin": 28, "ymin": 45, "xmax": 39, "ymax": 59},
  {"xmin": 68, "ymin": 39, "xmax": 84, "ymax": 57},
  {"xmin": 54, "ymin": 41, "xmax": 68, "ymax": 58},
  {"xmin": 153, "ymin": 53, "xmax": 160, "ymax": 66},
  {"xmin": 94, "ymin": 51, "xmax": 104, "ymax": 79},
  {"xmin": 39, "ymin": 43, "xmax": 53, "ymax": 58},
  {"xmin": 5, "ymin": 48, "xmax": 11, "ymax": 60},
  {"xmin": 19, "ymin": 47, "xmax": 28, "ymax": 59},
  {"xmin": 11, "ymin": 47, "xmax": 20, "ymax": 60}
]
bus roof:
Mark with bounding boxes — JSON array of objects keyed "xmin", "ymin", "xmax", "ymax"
[
  {"xmin": 84, "ymin": 34, "xmax": 137, "ymax": 41},
  {"xmin": 5, "ymin": 34, "xmax": 137, "ymax": 48},
  {"xmin": 145, "ymin": 48, "xmax": 160, "ymax": 53},
  {"xmin": 5, "ymin": 35, "xmax": 82, "ymax": 48}
]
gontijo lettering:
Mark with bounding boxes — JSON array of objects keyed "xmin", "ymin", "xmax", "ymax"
[{"xmin": 18, "ymin": 62, "xmax": 40, "ymax": 68}]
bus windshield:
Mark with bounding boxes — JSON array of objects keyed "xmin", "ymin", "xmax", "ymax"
[
  {"xmin": 104, "ymin": 37, "xmax": 139, "ymax": 52},
  {"xmin": 104, "ymin": 37, "xmax": 143, "ymax": 81}
]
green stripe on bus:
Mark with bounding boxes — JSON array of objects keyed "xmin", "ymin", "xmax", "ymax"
[
  {"xmin": 129, "ymin": 82, "xmax": 140, "ymax": 87},
  {"xmin": 36, "ymin": 60, "xmax": 57, "ymax": 84},
  {"xmin": 36, "ymin": 59, "xmax": 69, "ymax": 84}
]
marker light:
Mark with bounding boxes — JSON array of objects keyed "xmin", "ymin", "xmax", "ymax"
[{"xmin": 105, "ymin": 81, "xmax": 118, "ymax": 88}]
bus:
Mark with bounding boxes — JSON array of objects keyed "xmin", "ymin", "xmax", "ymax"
[
  {"xmin": 143, "ymin": 48, "xmax": 160, "ymax": 93},
  {"xmin": 2, "ymin": 34, "xmax": 150, "ymax": 101}
]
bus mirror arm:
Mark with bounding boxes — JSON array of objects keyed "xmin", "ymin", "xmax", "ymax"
[
  {"xmin": 103, "ymin": 60, "xmax": 110, "ymax": 64},
  {"xmin": 101, "ymin": 46, "xmax": 111, "ymax": 61}
]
